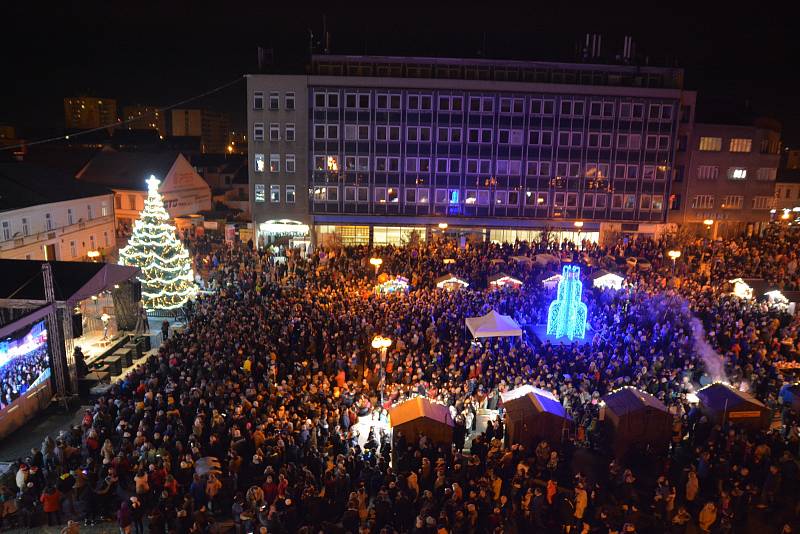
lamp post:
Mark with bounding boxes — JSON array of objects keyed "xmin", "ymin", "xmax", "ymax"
[
  {"xmin": 667, "ymin": 249, "xmax": 681, "ymax": 274},
  {"xmin": 369, "ymin": 257, "xmax": 383, "ymax": 276},
  {"xmin": 371, "ymin": 335, "xmax": 392, "ymax": 406}
]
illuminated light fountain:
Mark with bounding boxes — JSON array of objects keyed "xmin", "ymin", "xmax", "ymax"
[{"xmin": 546, "ymin": 265, "xmax": 588, "ymax": 340}]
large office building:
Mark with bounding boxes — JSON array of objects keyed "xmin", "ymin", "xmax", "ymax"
[
  {"xmin": 667, "ymin": 121, "xmax": 781, "ymax": 237},
  {"xmin": 64, "ymin": 97, "xmax": 118, "ymax": 130},
  {"xmin": 248, "ymin": 55, "xmax": 696, "ymax": 247}
]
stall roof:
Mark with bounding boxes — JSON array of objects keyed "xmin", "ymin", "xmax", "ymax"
[
  {"xmin": 0, "ymin": 259, "xmax": 139, "ymax": 304},
  {"xmin": 487, "ymin": 273, "xmax": 523, "ymax": 286},
  {"xmin": 697, "ymin": 382, "xmax": 766, "ymax": 411},
  {"xmin": 601, "ymin": 387, "xmax": 668, "ymax": 416},
  {"xmin": 500, "ymin": 385, "xmax": 570, "ymax": 419},
  {"xmin": 389, "ymin": 397, "xmax": 454, "ymax": 427},
  {"xmin": 435, "ymin": 274, "xmax": 469, "ymax": 288},
  {"xmin": 465, "ymin": 310, "xmax": 522, "ymax": 338}
]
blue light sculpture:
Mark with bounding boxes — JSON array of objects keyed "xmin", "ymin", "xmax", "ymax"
[{"xmin": 546, "ymin": 265, "xmax": 588, "ymax": 340}]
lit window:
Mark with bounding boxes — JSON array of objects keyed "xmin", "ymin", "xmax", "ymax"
[
  {"xmin": 729, "ymin": 138, "xmax": 752, "ymax": 153},
  {"xmin": 254, "ymin": 184, "xmax": 265, "ymax": 202},
  {"xmin": 270, "ymin": 185, "xmax": 280, "ymax": 203},
  {"xmin": 727, "ymin": 167, "xmax": 747, "ymax": 180},
  {"xmin": 698, "ymin": 136, "xmax": 722, "ymax": 151},
  {"xmin": 255, "ymin": 153, "xmax": 265, "ymax": 172},
  {"xmin": 269, "ymin": 154, "xmax": 280, "ymax": 173}
]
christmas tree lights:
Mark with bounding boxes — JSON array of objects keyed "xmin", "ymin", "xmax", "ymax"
[{"xmin": 119, "ymin": 176, "xmax": 196, "ymax": 311}]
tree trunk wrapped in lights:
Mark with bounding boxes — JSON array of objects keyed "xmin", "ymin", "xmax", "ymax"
[{"xmin": 118, "ymin": 176, "xmax": 196, "ymax": 311}]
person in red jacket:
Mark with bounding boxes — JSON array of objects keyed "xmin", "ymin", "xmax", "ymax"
[{"xmin": 39, "ymin": 485, "xmax": 61, "ymax": 525}]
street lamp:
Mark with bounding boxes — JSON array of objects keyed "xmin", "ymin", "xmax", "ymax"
[
  {"xmin": 369, "ymin": 257, "xmax": 383, "ymax": 275},
  {"xmin": 668, "ymin": 249, "xmax": 681, "ymax": 273},
  {"xmin": 438, "ymin": 222, "xmax": 448, "ymax": 230},
  {"xmin": 371, "ymin": 335, "xmax": 392, "ymax": 405}
]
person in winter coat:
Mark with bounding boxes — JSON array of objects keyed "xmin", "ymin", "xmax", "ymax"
[
  {"xmin": 574, "ymin": 482, "xmax": 588, "ymax": 520},
  {"xmin": 40, "ymin": 485, "xmax": 62, "ymax": 525},
  {"xmin": 117, "ymin": 500, "xmax": 132, "ymax": 534},
  {"xmin": 698, "ymin": 501, "xmax": 717, "ymax": 532}
]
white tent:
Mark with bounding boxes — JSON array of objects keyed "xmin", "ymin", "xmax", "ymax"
[
  {"xmin": 591, "ymin": 270, "xmax": 625, "ymax": 290},
  {"xmin": 435, "ymin": 274, "xmax": 469, "ymax": 290},
  {"xmin": 510, "ymin": 255, "xmax": 532, "ymax": 265},
  {"xmin": 542, "ymin": 273, "xmax": 562, "ymax": 289},
  {"xmin": 465, "ymin": 310, "xmax": 522, "ymax": 338},
  {"xmin": 488, "ymin": 273, "xmax": 523, "ymax": 288}
]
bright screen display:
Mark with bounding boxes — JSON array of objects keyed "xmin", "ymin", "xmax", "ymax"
[{"xmin": 0, "ymin": 319, "xmax": 51, "ymax": 410}]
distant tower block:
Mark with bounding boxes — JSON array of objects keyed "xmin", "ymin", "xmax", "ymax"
[{"xmin": 546, "ymin": 265, "xmax": 588, "ymax": 340}]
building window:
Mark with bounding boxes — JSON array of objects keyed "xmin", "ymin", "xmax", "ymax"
[
  {"xmin": 253, "ymin": 122, "xmax": 265, "ymax": 141},
  {"xmin": 284, "ymin": 123, "xmax": 295, "ymax": 142},
  {"xmin": 255, "ymin": 153, "xmax": 265, "ymax": 172},
  {"xmin": 101, "ymin": 202, "xmax": 109, "ymax": 217},
  {"xmin": 752, "ymin": 196, "xmax": 774, "ymax": 210},
  {"xmin": 270, "ymin": 185, "xmax": 280, "ymax": 203},
  {"xmin": 345, "ymin": 93, "xmax": 370, "ymax": 109},
  {"xmin": 560, "ymin": 99, "xmax": 585, "ymax": 117},
  {"xmin": 528, "ymin": 130, "xmax": 553, "ymax": 146},
  {"xmin": 269, "ymin": 123, "xmax": 280, "ymax": 141},
  {"xmin": 691, "ymin": 195, "xmax": 715, "ymax": 209},
  {"xmin": 640, "ymin": 194, "xmax": 651, "ymax": 210},
  {"xmin": 285, "ymin": 185, "xmax": 295, "ymax": 203},
  {"xmin": 269, "ymin": 154, "xmax": 280, "ymax": 173},
  {"xmin": 696, "ymin": 165, "xmax": 719, "ymax": 180},
  {"xmin": 255, "ymin": 184, "xmax": 265, "ymax": 203},
  {"xmin": 269, "ymin": 92, "xmax": 279, "ymax": 110},
  {"xmin": 698, "ymin": 136, "xmax": 722, "ymax": 151},
  {"xmin": 253, "ymin": 91, "xmax": 264, "ymax": 110},
  {"xmin": 87, "ymin": 204, "xmax": 93, "ymax": 220},
  {"xmin": 729, "ymin": 138, "xmax": 752, "ymax": 153},
  {"xmin": 70, "ymin": 240, "xmax": 77, "ymax": 257},
  {"xmin": 1, "ymin": 221, "xmax": 9, "ymax": 241},
  {"xmin": 721, "ymin": 195, "xmax": 744, "ymax": 209},
  {"xmin": 405, "ymin": 188, "xmax": 418, "ymax": 204},
  {"xmin": 67, "ymin": 208, "xmax": 74, "ymax": 225},
  {"xmin": 727, "ymin": 167, "xmax": 747, "ymax": 180},
  {"xmin": 651, "ymin": 195, "xmax": 664, "ymax": 211},
  {"xmin": 103, "ymin": 231, "xmax": 109, "ymax": 247},
  {"xmin": 376, "ymin": 94, "xmax": 401, "ymax": 110},
  {"xmin": 285, "ymin": 154, "xmax": 296, "ymax": 173},
  {"xmin": 89, "ymin": 235, "xmax": 95, "ymax": 250},
  {"xmin": 756, "ymin": 168, "xmax": 776, "ymax": 181},
  {"xmin": 406, "ymin": 126, "xmax": 431, "ymax": 142},
  {"xmin": 115, "ymin": 195, "xmax": 122, "ymax": 209},
  {"xmin": 45, "ymin": 213, "xmax": 52, "ymax": 231},
  {"xmin": 285, "ymin": 92, "xmax": 295, "ymax": 110},
  {"xmin": 21, "ymin": 217, "xmax": 29, "ymax": 236},
  {"xmin": 623, "ymin": 194, "xmax": 636, "ymax": 210}
]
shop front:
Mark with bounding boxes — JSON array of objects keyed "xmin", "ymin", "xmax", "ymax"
[{"xmin": 258, "ymin": 219, "xmax": 311, "ymax": 252}]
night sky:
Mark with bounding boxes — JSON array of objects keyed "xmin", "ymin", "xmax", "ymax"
[{"xmin": 4, "ymin": 3, "xmax": 799, "ymax": 145}]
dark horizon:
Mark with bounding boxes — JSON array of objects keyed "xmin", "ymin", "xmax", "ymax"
[{"xmin": 4, "ymin": 3, "xmax": 799, "ymax": 145}]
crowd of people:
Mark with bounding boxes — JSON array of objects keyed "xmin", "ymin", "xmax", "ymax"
[
  {"xmin": 1, "ymin": 223, "xmax": 799, "ymax": 533},
  {"xmin": 0, "ymin": 345, "xmax": 50, "ymax": 411}
]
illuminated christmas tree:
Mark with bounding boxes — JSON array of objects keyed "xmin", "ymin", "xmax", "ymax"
[{"xmin": 119, "ymin": 176, "xmax": 196, "ymax": 311}]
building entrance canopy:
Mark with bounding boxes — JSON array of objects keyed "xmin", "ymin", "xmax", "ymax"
[{"xmin": 259, "ymin": 219, "xmax": 310, "ymax": 237}]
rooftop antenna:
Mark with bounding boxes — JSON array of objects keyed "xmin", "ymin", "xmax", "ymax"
[{"xmin": 323, "ymin": 14, "xmax": 330, "ymax": 55}]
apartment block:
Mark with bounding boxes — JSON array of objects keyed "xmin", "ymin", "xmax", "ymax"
[{"xmin": 668, "ymin": 121, "xmax": 781, "ymax": 237}]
